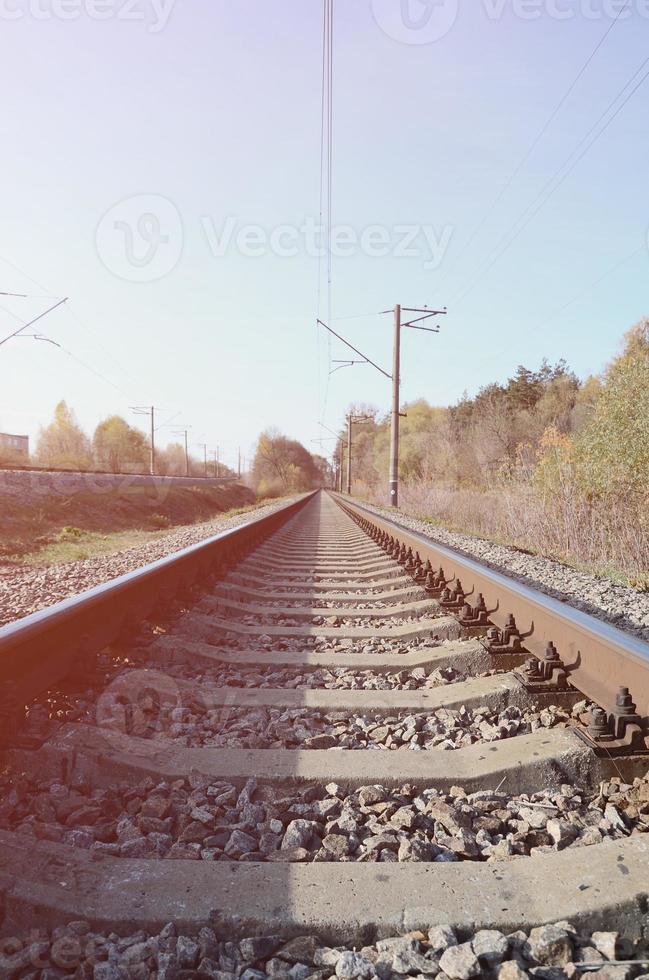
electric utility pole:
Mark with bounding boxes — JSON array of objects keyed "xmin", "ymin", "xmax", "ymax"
[
  {"xmin": 312, "ymin": 434, "xmax": 337, "ymax": 489},
  {"xmin": 388, "ymin": 304, "xmax": 447, "ymax": 508},
  {"xmin": 388, "ymin": 305, "xmax": 401, "ymax": 506},
  {"xmin": 196, "ymin": 443, "xmax": 208, "ymax": 477},
  {"xmin": 346, "ymin": 413, "xmax": 372, "ymax": 495},
  {"xmin": 173, "ymin": 427, "xmax": 192, "ymax": 477},
  {"xmin": 131, "ymin": 405, "xmax": 157, "ymax": 475},
  {"xmin": 347, "ymin": 415, "xmax": 353, "ymax": 494},
  {"xmin": 238, "ymin": 446, "xmax": 241, "ymax": 479}
]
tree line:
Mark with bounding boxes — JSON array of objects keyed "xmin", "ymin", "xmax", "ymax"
[
  {"xmin": 0, "ymin": 404, "xmax": 329, "ymax": 493},
  {"xmin": 252, "ymin": 429, "xmax": 330, "ymax": 496},
  {"xmin": 0, "ymin": 402, "xmax": 237, "ymax": 478},
  {"xmin": 336, "ymin": 319, "xmax": 649, "ymax": 582}
]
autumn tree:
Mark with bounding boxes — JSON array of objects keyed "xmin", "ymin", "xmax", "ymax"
[
  {"xmin": 35, "ymin": 401, "xmax": 93, "ymax": 470},
  {"xmin": 575, "ymin": 318, "xmax": 649, "ymax": 499},
  {"xmin": 93, "ymin": 416, "xmax": 149, "ymax": 473},
  {"xmin": 253, "ymin": 430, "xmax": 321, "ymax": 496}
]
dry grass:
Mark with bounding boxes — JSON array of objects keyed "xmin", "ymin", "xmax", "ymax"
[
  {"xmin": 0, "ymin": 482, "xmax": 256, "ymax": 561},
  {"xmin": 370, "ymin": 481, "xmax": 649, "ymax": 589},
  {"xmin": 8, "ymin": 497, "xmax": 277, "ymax": 568},
  {"xmin": 23, "ymin": 528, "xmax": 166, "ymax": 566}
]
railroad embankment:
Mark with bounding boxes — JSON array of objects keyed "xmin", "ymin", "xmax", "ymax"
[
  {"xmin": 0, "ymin": 494, "xmax": 300, "ymax": 627},
  {"xmin": 0, "ymin": 469, "xmax": 256, "ymax": 562}
]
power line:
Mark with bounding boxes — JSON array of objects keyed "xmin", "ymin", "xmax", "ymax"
[
  {"xmin": 0, "ymin": 256, "xmax": 145, "ymax": 401},
  {"xmin": 317, "ymin": 0, "xmax": 335, "ymax": 424},
  {"xmin": 315, "ymin": 0, "xmax": 329, "ymax": 427},
  {"xmin": 450, "ymin": 51, "xmax": 649, "ymax": 308},
  {"xmin": 0, "ymin": 296, "xmax": 137, "ymax": 399},
  {"xmin": 64, "ymin": 302, "xmax": 144, "ymax": 401},
  {"xmin": 332, "ymin": 311, "xmax": 390, "ymax": 321},
  {"xmin": 316, "ymin": 318, "xmax": 391, "ymax": 379},
  {"xmin": 0, "ymin": 297, "xmax": 68, "ymax": 347},
  {"xmin": 436, "ymin": 0, "xmax": 632, "ymax": 293},
  {"xmin": 0, "ymin": 255, "xmax": 60, "ymax": 296},
  {"xmin": 531, "ymin": 243, "xmax": 645, "ymax": 333}
]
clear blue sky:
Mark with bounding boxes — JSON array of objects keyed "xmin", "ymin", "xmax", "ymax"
[{"xmin": 1, "ymin": 0, "xmax": 647, "ymax": 471}]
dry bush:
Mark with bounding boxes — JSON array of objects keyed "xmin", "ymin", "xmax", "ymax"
[{"xmin": 385, "ymin": 479, "xmax": 649, "ymax": 586}]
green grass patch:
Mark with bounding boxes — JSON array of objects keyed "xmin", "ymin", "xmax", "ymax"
[
  {"xmin": 15, "ymin": 497, "xmax": 290, "ymax": 568},
  {"xmin": 25, "ymin": 529, "xmax": 163, "ymax": 566}
]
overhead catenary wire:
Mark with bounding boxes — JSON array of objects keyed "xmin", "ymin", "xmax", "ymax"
[
  {"xmin": 64, "ymin": 302, "xmax": 145, "ymax": 399},
  {"xmin": 436, "ymin": 0, "xmax": 632, "ymax": 294},
  {"xmin": 0, "ymin": 297, "xmax": 68, "ymax": 347},
  {"xmin": 0, "ymin": 258, "xmax": 145, "ymax": 400},
  {"xmin": 530, "ymin": 243, "xmax": 646, "ymax": 334},
  {"xmin": 449, "ymin": 50, "xmax": 649, "ymax": 309},
  {"xmin": 0, "ymin": 265, "xmax": 230, "ymax": 467},
  {"xmin": 317, "ymin": 0, "xmax": 335, "ymax": 424},
  {"xmin": 317, "ymin": 318, "xmax": 391, "ymax": 379},
  {"xmin": 315, "ymin": 0, "xmax": 328, "ymax": 428}
]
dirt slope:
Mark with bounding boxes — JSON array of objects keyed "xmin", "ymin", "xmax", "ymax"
[{"xmin": 0, "ymin": 482, "xmax": 256, "ymax": 559}]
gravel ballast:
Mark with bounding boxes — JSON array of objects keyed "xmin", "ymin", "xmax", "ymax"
[
  {"xmin": 0, "ymin": 497, "xmax": 302, "ymax": 628},
  {"xmin": 358, "ymin": 499, "xmax": 649, "ymax": 643},
  {"xmin": 99, "ymin": 701, "xmax": 575, "ymax": 751},
  {"xmin": 1, "ymin": 918, "xmax": 646, "ymax": 979},
  {"xmin": 146, "ymin": 662, "xmax": 468, "ymax": 692},
  {"xmin": 2, "ymin": 770, "xmax": 647, "ymax": 867}
]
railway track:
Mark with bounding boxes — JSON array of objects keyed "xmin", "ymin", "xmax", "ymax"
[{"xmin": 2, "ymin": 489, "xmax": 649, "ymax": 977}]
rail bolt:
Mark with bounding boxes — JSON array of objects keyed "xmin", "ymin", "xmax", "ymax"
[
  {"xmin": 523, "ymin": 657, "xmax": 542, "ymax": 679},
  {"xmin": 615, "ymin": 686, "xmax": 637, "ymax": 715},
  {"xmin": 544, "ymin": 641, "xmax": 560, "ymax": 663},
  {"xmin": 587, "ymin": 706, "xmax": 610, "ymax": 740}
]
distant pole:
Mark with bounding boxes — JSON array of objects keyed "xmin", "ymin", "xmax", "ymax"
[
  {"xmin": 389, "ymin": 304, "xmax": 401, "ymax": 507},
  {"xmin": 216, "ymin": 445, "xmax": 220, "ymax": 478},
  {"xmin": 196, "ymin": 443, "xmax": 207, "ymax": 477},
  {"xmin": 238, "ymin": 446, "xmax": 241, "ymax": 478},
  {"xmin": 345, "ymin": 414, "xmax": 372, "ymax": 496},
  {"xmin": 150, "ymin": 406, "xmax": 156, "ymax": 476},
  {"xmin": 131, "ymin": 404, "xmax": 161, "ymax": 475},
  {"xmin": 386, "ymin": 302, "xmax": 446, "ymax": 506},
  {"xmin": 346, "ymin": 415, "xmax": 352, "ymax": 494},
  {"xmin": 183, "ymin": 430, "xmax": 189, "ymax": 476}
]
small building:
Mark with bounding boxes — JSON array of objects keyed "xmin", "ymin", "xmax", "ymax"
[{"xmin": 0, "ymin": 432, "xmax": 29, "ymax": 460}]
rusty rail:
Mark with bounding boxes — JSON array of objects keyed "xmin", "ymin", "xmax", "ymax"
[
  {"xmin": 332, "ymin": 493, "xmax": 649, "ymax": 728},
  {"xmin": 0, "ymin": 494, "xmax": 315, "ymax": 707}
]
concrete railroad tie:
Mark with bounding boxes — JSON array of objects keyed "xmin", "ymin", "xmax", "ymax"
[{"xmin": 2, "ymin": 489, "xmax": 648, "ymax": 950}]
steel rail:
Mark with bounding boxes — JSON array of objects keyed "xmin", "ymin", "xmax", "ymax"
[
  {"xmin": 0, "ymin": 493, "xmax": 315, "ymax": 705},
  {"xmin": 331, "ymin": 492, "xmax": 649, "ymax": 723}
]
